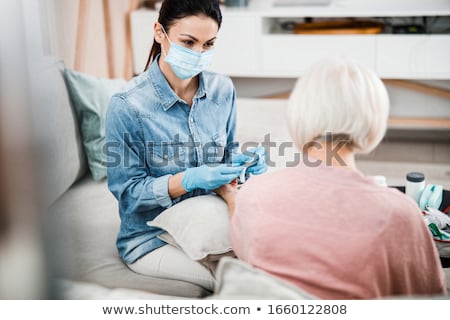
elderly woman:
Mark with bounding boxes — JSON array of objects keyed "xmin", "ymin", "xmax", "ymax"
[{"xmin": 215, "ymin": 57, "xmax": 447, "ymax": 299}]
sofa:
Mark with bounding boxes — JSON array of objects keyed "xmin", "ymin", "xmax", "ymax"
[
  {"xmin": 42, "ymin": 57, "xmax": 208, "ymax": 298},
  {"xmin": 39, "ymin": 57, "xmax": 450, "ymax": 299}
]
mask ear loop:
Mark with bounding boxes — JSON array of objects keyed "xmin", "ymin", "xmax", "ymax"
[{"xmin": 158, "ymin": 23, "xmax": 170, "ymax": 57}]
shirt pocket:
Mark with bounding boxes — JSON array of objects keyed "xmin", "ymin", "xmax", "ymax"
[
  {"xmin": 148, "ymin": 142, "xmax": 186, "ymax": 176},
  {"xmin": 203, "ymin": 131, "xmax": 227, "ymax": 164}
]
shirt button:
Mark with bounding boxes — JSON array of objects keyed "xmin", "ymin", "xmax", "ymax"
[
  {"xmin": 190, "ymin": 118, "xmax": 194, "ymax": 123},
  {"xmin": 163, "ymin": 155, "xmax": 168, "ymax": 160}
]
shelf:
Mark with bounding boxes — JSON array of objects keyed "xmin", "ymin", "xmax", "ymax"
[
  {"xmin": 263, "ymin": 16, "xmax": 450, "ymax": 36},
  {"xmin": 238, "ymin": 97, "xmax": 450, "ymax": 132},
  {"xmin": 222, "ymin": 0, "xmax": 450, "ymax": 18},
  {"xmin": 260, "ymin": 34, "xmax": 377, "ymax": 77},
  {"xmin": 262, "ymin": 80, "xmax": 450, "ymax": 102},
  {"xmin": 131, "ymin": 9, "xmax": 450, "ymax": 79},
  {"xmin": 388, "ymin": 117, "xmax": 450, "ymax": 131},
  {"xmin": 131, "ymin": 5, "xmax": 450, "ymax": 133},
  {"xmin": 384, "ymin": 80, "xmax": 450, "ymax": 100}
]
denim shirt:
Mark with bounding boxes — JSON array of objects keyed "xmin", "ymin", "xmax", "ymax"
[{"xmin": 105, "ymin": 58, "xmax": 237, "ymax": 264}]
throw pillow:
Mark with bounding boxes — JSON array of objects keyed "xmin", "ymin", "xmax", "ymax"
[
  {"xmin": 63, "ymin": 68, "xmax": 126, "ymax": 180},
  {"xmin": 210, "ymin": 257, "xmax": 317, "ymax": 299},
  {"xmin": 147, "ymin": 195, "xmax": 235, "ymax": 265},
  {"xmin": 157, "ymin": 231, "xmax": 235, "ymax": 272}
]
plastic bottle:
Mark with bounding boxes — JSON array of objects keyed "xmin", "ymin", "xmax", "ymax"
[{"xmin": 405, "ymin": 172, "xmax": 425, "ymax": 205}]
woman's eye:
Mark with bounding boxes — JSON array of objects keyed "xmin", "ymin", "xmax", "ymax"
[
  {"xmin": 204, "ymin": 42, "xmax": 215, "ymax": 48},
  {"xmin": 182, "ymin": 40, "xmax": 194, "ymax": 46}
]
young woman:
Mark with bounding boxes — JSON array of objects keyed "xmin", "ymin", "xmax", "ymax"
[
  {"xmin": 105, "ymin": 0, "xmax": 266, "ymax": 292},
  {"xmin": 216, "ymin": 57, "xmax": 447, "ymax": 299}
]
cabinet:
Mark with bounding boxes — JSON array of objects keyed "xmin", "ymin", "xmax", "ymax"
[
  {"xmin": 377, "ymin": 35, "xmax": 450, "ymax": 79},
  {"xmin": 260, "ymin": 34, "xmax": 376, "ymax": 77},
  {"xmin": 131, "ymin": 1, "xmax": 450, "ymax": 79}
]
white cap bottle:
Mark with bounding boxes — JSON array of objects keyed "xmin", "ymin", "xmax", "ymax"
[{"xmin": 405, "ymin": 172, "xmax": 425, "ymax": 205}]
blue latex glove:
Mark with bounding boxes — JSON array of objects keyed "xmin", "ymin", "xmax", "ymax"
[
  {"xmin": 233, "ymin": 147, "xmax": 268, "ymax": 175},
  {"xmin": 181, "ymin": 164, "xmax": 243, "ymax": 192}
]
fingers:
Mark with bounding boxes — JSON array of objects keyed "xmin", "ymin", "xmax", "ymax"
[
  {"xmin": 217, "ymin": 165, "xmax": 244, "ymax": 175},
  {"xmin": 228, "ymin": 147, "xmax": 268, "ymax": 175},
  {"xmin": 248, "ymin": 164, "xmax": 268, "ymax": 175},
  {"xmin": 246, "ymin": 148, "xmax": 268, "ymax": 175},
  {"xmin": 212, "ymin": 166, "xmax": 242, "ymax": 188},
  {"xmin": 230, "ymin": 152, "xmax": 252, "ymax": 165},
  {"xmin": 248, "ymin": 146, "xmax": 265, "ymax": 156},
  {"xmin": 221, "ymin": 172, "xmax": 243, "ymax": 183}
]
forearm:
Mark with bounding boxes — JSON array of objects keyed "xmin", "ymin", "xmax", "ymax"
[
  {"xmin": 168, "ymin": 172, "xmax": 188, "ymax": 199},
  {"xmin": 225, "ymin": 197, "xmax": 236, "ymax": 217},
  {"xmin": 214, "ymin": 182, "xmax": 237, "ymax": 217}
]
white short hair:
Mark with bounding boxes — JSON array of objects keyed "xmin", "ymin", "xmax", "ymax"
[{"xmin": 287, "ymin": 56, "xmax": 390, "ymax": 154}]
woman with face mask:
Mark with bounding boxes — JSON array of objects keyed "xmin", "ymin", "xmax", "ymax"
[{"xmin": 105, "ymin": 0, "xmax": 267, "ymax": 294}]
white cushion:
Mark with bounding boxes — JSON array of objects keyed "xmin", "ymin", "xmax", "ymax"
[
  {"xmin": 210, "ymin": 257, "xmax": 317, "ymax": 299},
  {"xmin": 147, "ymin": 195, "xmax": 235, "ymax": 264}
]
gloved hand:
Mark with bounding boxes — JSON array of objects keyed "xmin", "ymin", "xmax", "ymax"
[
  {"xmin": 232, "ymin": 147, "xmax": 268, "ymax": 175},
  {"xmin": 181, "ymin": 164, "xmax": 243, "ymax": 192}
]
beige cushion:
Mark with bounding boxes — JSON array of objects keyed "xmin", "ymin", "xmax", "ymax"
[
  {"xmin": 147, "ymin": 195, "xmax": 234, "ymax": 264},
  {"xmin": 210, "ymin": 257, "xmax": 317, "ymax": 299}
]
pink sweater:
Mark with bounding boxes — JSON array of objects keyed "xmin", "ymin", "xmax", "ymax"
[{"xmin": 230, "ymin": 163, "xmax": 447, "ymax": 299}]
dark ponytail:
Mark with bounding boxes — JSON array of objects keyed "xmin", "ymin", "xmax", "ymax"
[{"xmin": 143, "ymin": 0, "xmax": 222, "ymax": 72}]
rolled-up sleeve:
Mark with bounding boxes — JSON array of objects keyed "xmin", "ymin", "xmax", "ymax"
[
  {"xmin": 152, "ymin": 174, "xmax": 173, "ymax": 208},
  {"xmin": 105, "ymin": 95, "xmax": 173, "ymax": 216}
]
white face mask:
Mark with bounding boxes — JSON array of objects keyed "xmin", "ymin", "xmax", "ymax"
[{"xmin": 160, "ymin": 25, "xmax": 215, "ymax": 80}]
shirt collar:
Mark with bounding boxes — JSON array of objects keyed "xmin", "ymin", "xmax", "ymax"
[
  {"xmin": 195, "ymin": 73, "xmax": 207, "ymax": 99},
  {"xmin": 148, "ymin": 56, "xmax": 208, "ymax": 111}
]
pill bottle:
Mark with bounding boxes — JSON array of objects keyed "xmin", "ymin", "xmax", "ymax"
[{"xmin": 405, "ymin": 172, "xmax": 425, "ymax": 205}]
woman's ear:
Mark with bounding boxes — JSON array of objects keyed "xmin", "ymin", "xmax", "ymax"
[{"xmin": 153, "ymin": 22, "xmax": 164, "ymax": 44}]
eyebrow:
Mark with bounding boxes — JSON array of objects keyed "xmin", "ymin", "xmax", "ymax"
[{"xmin": 180, "ymin": 34, "xmax": 217, "ymax": 42}]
